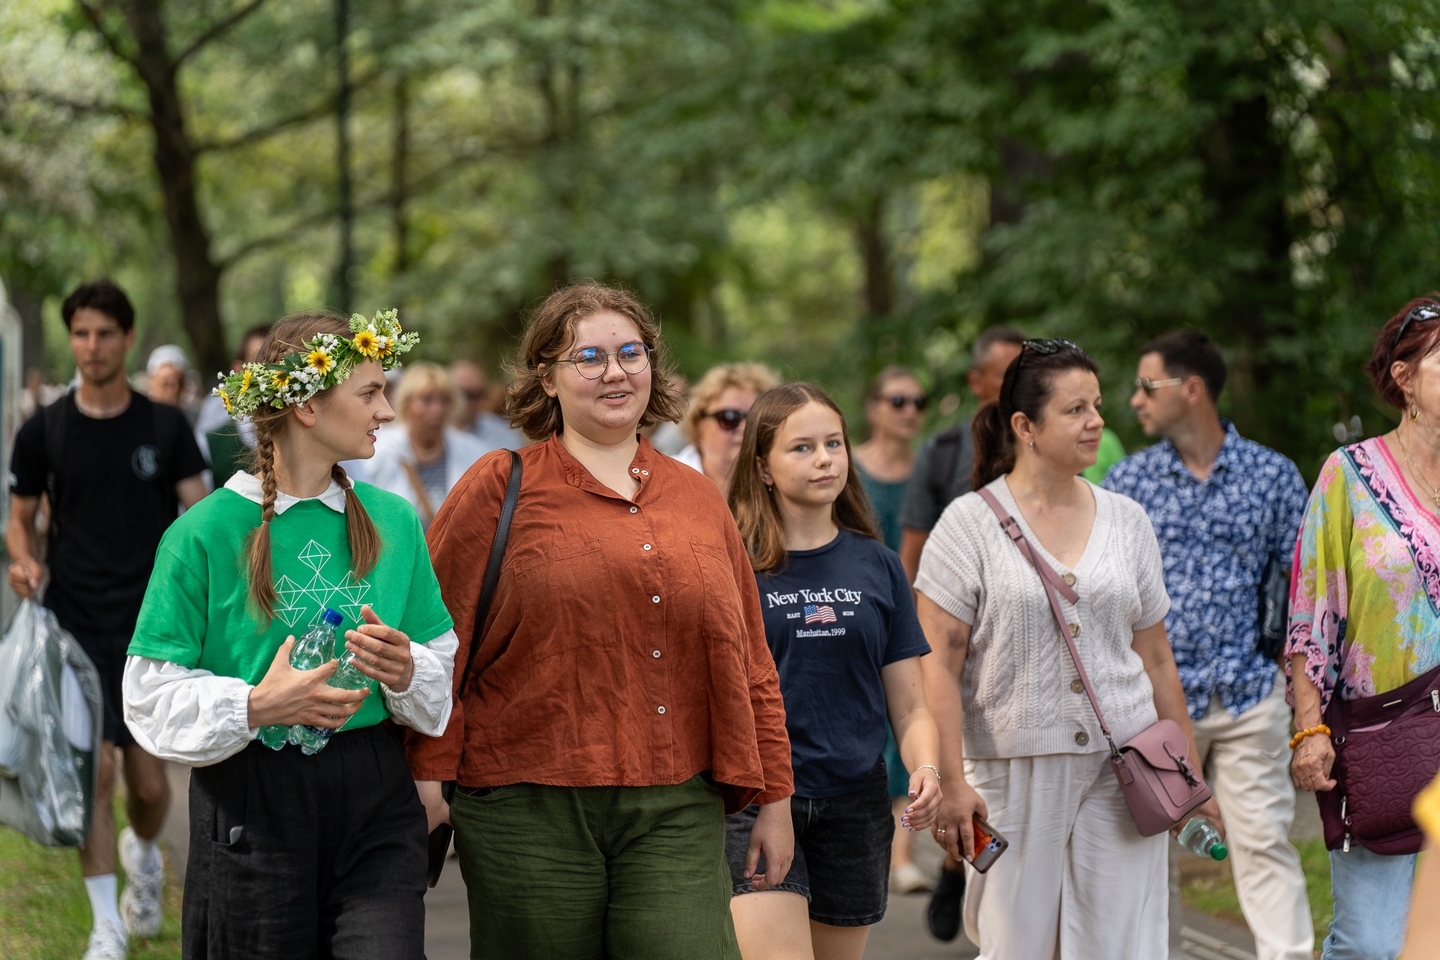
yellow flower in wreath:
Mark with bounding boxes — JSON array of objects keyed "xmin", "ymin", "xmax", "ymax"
[
  {"xmin": 352, "ymin": 328, "xmax": 381, "ymax": 359},
  {"xmin": 306, "ymin": 347, "xmax": 335, "ymax": 376}
]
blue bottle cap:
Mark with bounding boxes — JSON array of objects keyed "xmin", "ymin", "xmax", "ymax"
[{"xmin": 322, "ymin": 608, "xmax": 344, "ymax": 626}]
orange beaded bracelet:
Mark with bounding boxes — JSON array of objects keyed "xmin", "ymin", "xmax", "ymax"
[{"xmin": 1289, "ymin": 724, "xmax": 1331, "ymax": 750}]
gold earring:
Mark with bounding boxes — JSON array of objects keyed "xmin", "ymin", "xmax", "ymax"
[{"xmin": 1412, "ymin": 405, "xmax": 1421, "ymax": 423}]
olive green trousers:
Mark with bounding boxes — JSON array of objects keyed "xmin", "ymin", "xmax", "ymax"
[{"xmin": 450, "ymin": 775, "xmax": 741, "ymax": 960}]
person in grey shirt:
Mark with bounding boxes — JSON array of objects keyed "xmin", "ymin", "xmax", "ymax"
[{"xmin": 898, "ymin": 327, "xmax": 1026, "ymax": 582}]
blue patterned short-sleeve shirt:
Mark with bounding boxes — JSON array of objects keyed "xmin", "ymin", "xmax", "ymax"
[{"xmin": 1103, "ymin": 422, "xmax": 1308, "ymax": 719}]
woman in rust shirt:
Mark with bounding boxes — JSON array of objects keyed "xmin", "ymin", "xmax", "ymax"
[{"xmin": 407, "ymin": 282, "xmax": 794, "ymax": 960}]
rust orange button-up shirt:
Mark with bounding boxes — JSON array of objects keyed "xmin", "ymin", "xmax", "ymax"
[{"xmin": 405, "ymin": 434, "xmax": 793, "ymax": 813}]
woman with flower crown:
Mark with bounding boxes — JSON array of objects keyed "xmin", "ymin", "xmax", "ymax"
[{"xmin": 121, "ymin": 310, "xmax": 457, "ymax": 960}]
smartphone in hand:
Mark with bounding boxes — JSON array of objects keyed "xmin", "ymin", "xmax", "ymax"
[{"xmin": 969, "ymin": 815, "xmax": 1009, "ymax": 874}]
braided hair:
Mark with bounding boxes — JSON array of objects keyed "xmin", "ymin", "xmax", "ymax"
[{"xmin": 244, "ymin": 312, "xmax": 382, "ymax": 621}]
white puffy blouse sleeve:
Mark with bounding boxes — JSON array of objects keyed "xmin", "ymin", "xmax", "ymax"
[
  {"xmin": 380, "ymin": 629, "xmax": 457, "ymax": 737},
  {"xmin": 122, "ymin": 657, "xmax": 257, "ymax": 767}
]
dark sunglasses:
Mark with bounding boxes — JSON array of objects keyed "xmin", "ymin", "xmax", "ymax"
[
  {"xmin": 1394, "ymin": 303, "xmax": 1440, "ymax": 349},
  {"xmin": 1002, "ymin": 338, "xmax": 1084, "ymax": 411},
  {"xmin": 882, "ymin": 394, "xmax": 929, "ymax": 411},
  {"xmin": 703, "ymin": 408, "xmax": 748, "ymax": 432}
]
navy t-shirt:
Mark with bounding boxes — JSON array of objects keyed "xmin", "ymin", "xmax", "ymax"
[{"xmin": 757, "ymin": 529, "xmax": 930, "ymax": 798}]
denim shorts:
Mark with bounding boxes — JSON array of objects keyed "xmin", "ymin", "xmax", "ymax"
[{"xmin": 725, "ymin": 762, "xmax": 892, "ymax": 927}]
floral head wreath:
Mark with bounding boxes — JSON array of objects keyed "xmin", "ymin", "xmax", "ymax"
[{"xmin": 214, "ymin": 308, "xmax": 418, "ymax": 420}]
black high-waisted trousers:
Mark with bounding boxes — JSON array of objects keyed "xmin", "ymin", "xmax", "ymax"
[{"xmin": 182, "ymin": 724, "xmax": 427, "ymax": 960}]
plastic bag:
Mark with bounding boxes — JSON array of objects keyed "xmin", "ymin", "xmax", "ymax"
[{"xmin": 0, "ymin": 600, "xmax": 102, "ymax": 847}]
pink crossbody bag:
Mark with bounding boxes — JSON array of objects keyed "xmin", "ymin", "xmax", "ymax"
[{"xmin": 978, "ymin": 488, "xmax": 1210, "ymax": 836}]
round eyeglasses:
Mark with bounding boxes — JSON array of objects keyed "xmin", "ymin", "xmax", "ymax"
[{"xmin": 553, "ymin": 343, "xmax": 651, "ymax": 380}]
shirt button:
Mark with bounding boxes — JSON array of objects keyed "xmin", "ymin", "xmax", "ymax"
[
  {"xmin": 643, "ymin": 543, "xmax": 652, "ymax": 550},
  {"xmin": 641, "ymin": 470, "xmax": 649, "ymax": 476},
  {"xmin": 657, "ymin": 705, "xmax": 666, "ymax": 715},
  {"xmin": 652, "ymin": 595, "xmax": 660, "ymax": 603},
  {"xmin": 1202, "ymin": 591, "xmax": 1211, "ymax": 600},
  {"xmin": 653, "ymin": 650, "xmax": 662, "ymax": 658},
  {"xmin": 630, "ymin": 506, "xmax": 638, "ymax": 514},
  {"xmin": 1075, "ymin": 732, "xmax": 1090, "ymax": 746},
  {"xmin": 1071, "ymin": 678, "xmax": 1084, "ymax": 693},
  {"xmin": 632, "ymin": 468, "xmax": 640, "ymax": 474}
]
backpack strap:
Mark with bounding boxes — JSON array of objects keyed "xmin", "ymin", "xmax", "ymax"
[
  {"xmin": 929, "ymin": 426, "xmax": 964, "ymax": 508},
  {"xmin": 42, "ymin": 393, "xmax": 71, "ymax": 541}
]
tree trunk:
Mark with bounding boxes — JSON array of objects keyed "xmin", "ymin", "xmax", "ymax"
[
  {"xmin": 854, "ymin": 192, "xmax": 893, "ymax": 318},
  {"xmin": 119, "ymin": 1, "xmax": 228, "ymax": 377},
  {"xmin": 391, "ymin": 72, "xmax": 410, "ymax": 274}
]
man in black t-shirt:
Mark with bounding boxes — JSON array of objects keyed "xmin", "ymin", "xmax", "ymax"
[{"xmin": 6, "ymin": 280, "xmax": 206, "ymax": 959}]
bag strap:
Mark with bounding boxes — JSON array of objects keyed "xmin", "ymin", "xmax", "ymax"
[
  {"xmin": 977, "ymin": 487, "xmax": 1119, "ymax": 755},
  {"xmin": 400, "ymin": 460, "xmax": 438, "ymax": 527},
  {"xmin": 456, "ymin": 450, "xmax": 522, "ymax": 702}
]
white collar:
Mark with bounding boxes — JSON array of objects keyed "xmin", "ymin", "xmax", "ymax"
[{"xmin": 224, "ymin": 471, "xmax": 349, "ymax": 516}]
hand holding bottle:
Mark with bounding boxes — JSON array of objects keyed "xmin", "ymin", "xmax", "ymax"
[
  {"xmin": 247, "ymin": 637, "xmax": 370, "ymax": 729},
  {"xmin": 343, "ymin": 604, "xmax": 414, "ymax": 691}
]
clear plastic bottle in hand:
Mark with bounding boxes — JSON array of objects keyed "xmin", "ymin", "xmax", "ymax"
[
  {"xmin": 257, "ymin": 609, "xmax": 342, "ymax": 750},
  {"xmin": 286, "ymin": 609, "xmax": 348, "ymax": 756},
  {"xmin": 1178, "ymin": 817, "xmax": 1228, "ymax": 861}
]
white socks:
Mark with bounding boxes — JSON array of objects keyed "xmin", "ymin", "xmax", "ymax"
[{"xmin": 84, "ymin": 874, "xmax": 124, "ymax": 933}]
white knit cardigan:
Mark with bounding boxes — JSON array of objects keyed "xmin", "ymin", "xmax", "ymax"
[{"xmin": 916, "ymin": 476, "xmax": 1171, "ymax": 759}]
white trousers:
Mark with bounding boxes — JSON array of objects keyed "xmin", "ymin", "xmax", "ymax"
[
  {"xmin": 962, "ymin": 752, "xmax": 1168, "ymax": 960},
  {"xmin": 1167, "ymin": 676, "xmax": 1314, "ymax": 960}
]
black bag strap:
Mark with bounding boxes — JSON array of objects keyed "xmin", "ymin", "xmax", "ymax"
[
  {"xmin": 456, "ymin": 450, "xmax": 522, "ymax": 702},
  {"xmin": 929, "ymin": 426, "xmax": 964, "ymax": 507}
]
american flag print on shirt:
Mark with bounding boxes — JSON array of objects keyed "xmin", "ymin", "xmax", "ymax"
[{"xmin": 804, "ymin": 604, "xmax": 838, "ymax": 625}]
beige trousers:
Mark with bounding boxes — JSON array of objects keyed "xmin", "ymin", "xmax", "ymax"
[
  {"xmin": 962, "ymin": 752, "xmax": 1168, "ymax": 959},
  {"xmin": 1167, "ymin": 675, "xmax": 1314, "ymax": 960}
]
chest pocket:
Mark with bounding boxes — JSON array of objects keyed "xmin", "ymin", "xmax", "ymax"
[
  {"xmin": 691, "ymin": 542, "xmax": 747, "ymax": 651},
  {"xmin": 512, "ymin": 539, "xmax": 617, "ymax": 663}
]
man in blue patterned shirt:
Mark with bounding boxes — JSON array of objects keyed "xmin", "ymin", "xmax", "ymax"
[{"xmin": 1104, "ymin": 330, "xmax": 1313, "ymax": 960}]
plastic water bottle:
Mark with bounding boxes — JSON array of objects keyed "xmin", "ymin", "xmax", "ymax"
[
  {"xmin": 258, "ymin": 611, "xmax": 342, "ymax": 750},
  {"xmin": 287, "ymin": 609, "xmax": 347, "ymax": 756},
  {"xmin": 1178, "ymin": 817, "xmax": 1228, "ymax": 861}
]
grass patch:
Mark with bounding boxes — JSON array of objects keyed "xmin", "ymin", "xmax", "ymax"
[
  {"xmin": 1180, "ymin": 837, "xmax": 1334, "ymax": 947},
  {"xmin": 0, "ymin": 795, "xmax": 182, "ymax": 960}
]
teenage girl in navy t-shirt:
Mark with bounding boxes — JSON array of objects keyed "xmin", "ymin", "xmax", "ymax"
[{"xmin": 725, "ymin": 382, "xmax": 942, "ymax": 960}]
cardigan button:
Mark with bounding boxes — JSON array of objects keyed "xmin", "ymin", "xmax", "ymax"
[
  {"xmin": 1062, "ymin": 573, "xmax": 1076, "ymax": 587},
  {"xmin": 1069, "ymin": 623, "xmax": 1080, "ymax": 637},
  {"xmin": 1074, "ymin": 731, "xmax": 1089, "ymax": 746},
  {"xmin": 1070, "ymin": 678, "xmax": 1084, "ymax": 694}
]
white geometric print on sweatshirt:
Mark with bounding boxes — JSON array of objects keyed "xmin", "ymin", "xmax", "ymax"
[{"xmin": 273, "ymin": 539, "xmax": 373, "ymax": 628}]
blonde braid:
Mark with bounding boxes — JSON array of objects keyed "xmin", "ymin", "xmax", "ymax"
[
  {"xmin": 246, "ymin": 425, "xmax": 280, "ymax": 620},
  {"xmin": 331, "ymin": 463, "xmax": 381, "ymax": 579}
]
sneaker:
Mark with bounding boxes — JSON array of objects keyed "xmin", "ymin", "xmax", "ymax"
[
  {"xmin": 925, "ymin": 864, "xmax": 966, "ymax": 942},
  {"xmin": 890, "ymin": 862, "xmax": 934, "ymax": 894},
  {"xmin": 118, "ymin": 827, "xmax": 164, "ymax": 939},
  {"xmin": 82, "ymin": 920, "xmax": 128, "ymax": 960}
]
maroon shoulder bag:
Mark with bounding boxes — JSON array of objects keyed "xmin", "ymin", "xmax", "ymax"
[
  {"xmin": 1316, "ymin": 662, "xmax": 1440, "ymax": 855},
  {"xmin": 978, "ymin": 488, "xmax": 1211, "ymax": 836}
]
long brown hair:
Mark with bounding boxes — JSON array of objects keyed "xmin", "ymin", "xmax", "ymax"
[
  {"xmin": 244, "ymin": 311, "xmax": 383, "ymax": 621},
  {"xmin": 506, "ymin": 281, "xmax": 688, "ymax": 440},
  {"xmin": 728, "ymin": 383, "xmax": 880, "ymax": 575},
  {"xmin": 972, "ymin": 339, "xmax": 1099, "ymax": 489}
]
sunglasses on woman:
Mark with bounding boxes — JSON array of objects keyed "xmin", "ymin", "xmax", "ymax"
[
  {"xmin": 1001, "ymin": 338, "xmax": 1084, "ymax": 411},
  {"xmin": 882, "ymin": 395, "xmax": 929, "ymax": 411},
  {"xmin": 703, "ymin": 409, "xmax": 748, "ymax": 432}
]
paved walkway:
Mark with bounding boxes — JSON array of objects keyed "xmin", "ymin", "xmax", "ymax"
[{"xmin": 161, "ymin": 761, "xmax": 1309, "ymax": 959}]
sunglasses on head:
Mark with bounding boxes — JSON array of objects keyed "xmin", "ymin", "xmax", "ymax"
[
  {"xmin": 882, "ymin": 394, "xmax": 929, "ymax": 411},
  {"xmin": 1394, "ymin": 303, "xmax": 1440, "ymax": 349},
  {"xmin": 703, "ymin": 408, "xmax": 748, "ymax": 432},
  {"xmin": 1001, "ymin": 338, "xmax": 1085, "ymax": 412}
]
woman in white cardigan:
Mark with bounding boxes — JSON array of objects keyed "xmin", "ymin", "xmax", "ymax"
[
  {"xmin": 367, "ymin": 362, "xmax": 495, "ymax": 527},
  {"xmin": 916, "ymin": 339, "xmax": 1221, "ymax": 959}
]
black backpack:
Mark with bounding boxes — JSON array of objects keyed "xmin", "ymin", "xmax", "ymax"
[{"xmin": 927, "ymin": 422, "xmax": 974, "ymax": 511}]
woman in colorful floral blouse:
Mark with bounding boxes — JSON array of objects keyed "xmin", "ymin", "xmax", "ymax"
[{"xmin": 1288, "ymin": 295, "xmax": 1440, "ymax": 960}]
